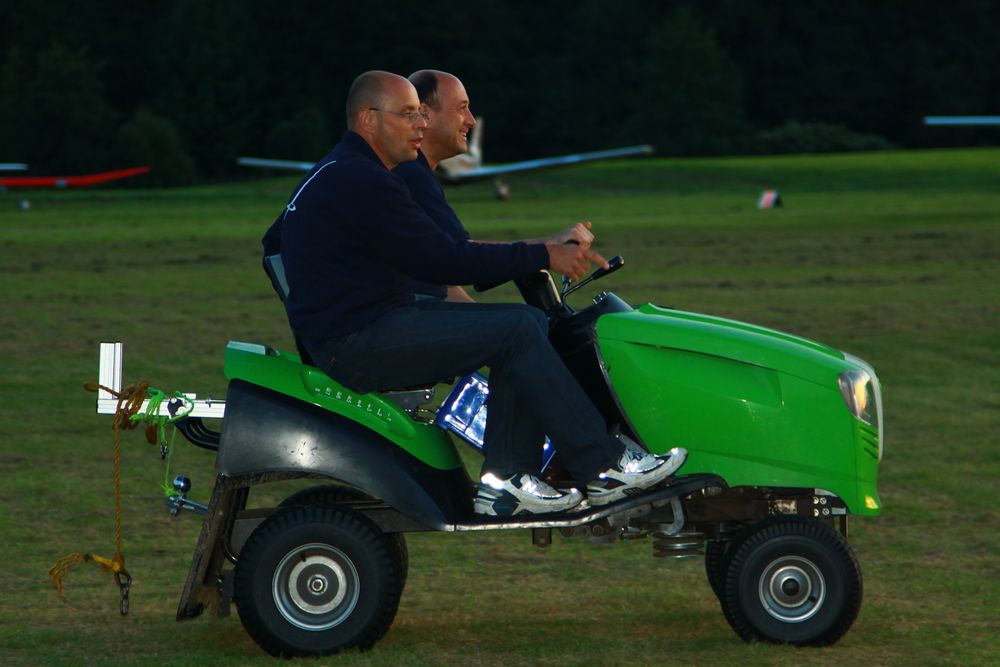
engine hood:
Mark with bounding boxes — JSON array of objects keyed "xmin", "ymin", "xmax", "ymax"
[{"xmin": 596, "ymin": 304, "xmax": 852, "ymax": 387}]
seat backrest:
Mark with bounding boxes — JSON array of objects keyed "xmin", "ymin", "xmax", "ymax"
[
  {"xmin": 263, "ymin": 253, "xmax": 290, "ymax": 303},
  {"xmin": 262, "ymin": 253, "xmax": 314, "ymax": 366}
]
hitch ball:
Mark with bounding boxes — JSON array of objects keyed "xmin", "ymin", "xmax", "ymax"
[{"xmin": 172, "ymin": 475, "xmax": 192, "ymax": 495}]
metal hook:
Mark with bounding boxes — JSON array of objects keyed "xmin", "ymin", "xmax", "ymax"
[{"xmin": 114, "ymin": 569, "xmax": 132, "ymax": 616}]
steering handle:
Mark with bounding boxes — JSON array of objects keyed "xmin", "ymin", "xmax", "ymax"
[{"xmin": 562, "ymin": 255, "xmax": 625, "ymax": 298}]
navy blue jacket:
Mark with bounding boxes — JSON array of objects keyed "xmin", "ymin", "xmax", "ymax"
[
  {"xmin": 393, "ymin": 150, "xmax": 470, "ymax": 298},
  {"xmin": 264, "ymin": 131, "xmax": 548, "ymax": 350}
]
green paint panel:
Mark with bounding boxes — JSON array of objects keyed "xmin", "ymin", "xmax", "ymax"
[
  {"xmin": 597, "ymin": 306, "xmax": 881, "ymax": 516},
  {"xmin": 222, "ymin": 341, "xmax": 462, "ymax": 470}
]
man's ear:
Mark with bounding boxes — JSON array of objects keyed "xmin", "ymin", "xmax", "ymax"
[{"xmin": 358, "ymin": 108, "xmax": 377, "ymax": 134}]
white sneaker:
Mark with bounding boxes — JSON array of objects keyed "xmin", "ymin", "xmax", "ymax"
[
  {"xmin": 618, "ymin": 432, "xmax": 679, "ymax": 461},
  {"xmin": 619, "ymin": 432, "xmax": 663, "ymax": 458},
  {"xmin": 474, "ymin": 472, "xmax": 584, "ymax": 516},
  {"xmin": 586, "ymin": 447, "xmax": 687, "ymax": 506}
]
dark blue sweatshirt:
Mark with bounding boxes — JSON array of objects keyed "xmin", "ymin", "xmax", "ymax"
[
  {"xmin": 393, "ymin": 150, "xmax": 470, "ymax": 298},
  {"xmin": 269, "ymin": 131, "xmax": 549, "ymax": 351}
]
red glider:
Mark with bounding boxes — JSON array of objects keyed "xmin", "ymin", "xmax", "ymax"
[{"xmin": 0, "ymin": 166, "xmax": 150, "ymax": 188}]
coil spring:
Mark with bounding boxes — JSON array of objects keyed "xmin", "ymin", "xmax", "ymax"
[{"xmin": 652, "ymin": 530, "xmax": 705, "ymax": 559}]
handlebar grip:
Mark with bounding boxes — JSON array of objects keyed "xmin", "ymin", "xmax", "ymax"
[
  {"xmin": 591, "ymin": 254, "xmax": 624, "ymax": 279},
  {"xmin": 561, "ymin": 255, "xmax": 625, "ymax": 298}
]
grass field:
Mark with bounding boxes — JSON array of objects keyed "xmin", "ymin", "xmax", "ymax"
[{"xmin": 1, "ymin": 148, "xmax": 998, "ymax": 666}]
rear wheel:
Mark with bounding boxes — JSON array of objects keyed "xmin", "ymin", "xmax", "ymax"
[
  {"xmin": 234, "ymin": 506, "xmax": 400, "ymax": 657},
  {"xmin": 279, "ymin": 485, "xmax": 408, "ymax": 595},
  {"xmin": 722, "ymin": 516, "xmax": 862, "ymax": 646}
]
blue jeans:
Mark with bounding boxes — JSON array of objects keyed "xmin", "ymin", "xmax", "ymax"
[{"xmin": 312, "ymin": 300, "xmax": 623, "ymax": 483}]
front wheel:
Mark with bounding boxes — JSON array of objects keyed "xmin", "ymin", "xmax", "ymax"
[
  {"xmin": 234, "ymin": 506, "xmax": 400, "ymax": 657},
  {"xmin": 704, "ymin": 538, "xmax": 731, "ymax": 601},
  {"xmin": 722, "ymin": 516, "xmax": 862, "ymax": 646}
]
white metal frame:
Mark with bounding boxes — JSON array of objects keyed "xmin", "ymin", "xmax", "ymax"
[{"xmin": 96, "ymin": 342, "xmax": 226, "ymax": 419}]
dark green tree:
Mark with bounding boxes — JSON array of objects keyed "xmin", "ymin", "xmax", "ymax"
[
  {"xmin": 2, "ymin": 0, "xmax": 997, "ymax": 177},
  {"xmin": 114, "ymin": 107, "xmax": 196, "ymax": 185},
  {"xmin": 0, "ymin": 43, "xmax": 118, "ymax": 173},
  {"xmin": 153, "ymin": 0, "xmax": 256, "ymax": 176},
  {"xmin": 632, "ymin": 8, "xmax": 748, "ymax": 155},
  {"xmin": 265, "ymin": 106, "xmax": 332, "ymax": 161}
]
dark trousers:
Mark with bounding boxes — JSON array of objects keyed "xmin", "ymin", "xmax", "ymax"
[{"xmin": 313, "ymin": 300, "xmax": 623, "ymax": 483}]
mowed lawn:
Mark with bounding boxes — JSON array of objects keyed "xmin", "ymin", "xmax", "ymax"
[{"xmin": 0, "ymin": 148, "xmax": 997, "ymax": 666}]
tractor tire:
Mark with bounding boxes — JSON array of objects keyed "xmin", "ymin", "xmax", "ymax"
[
  {"xmin": 233, "ymin": 506, "xmax": 400, "ymax": 657},
  {"xmin": 722, "ymin": 515, "xmax": 862, "ymax": 646},
  {"xmin": 704, "ymin": 538, "xmax": 729, "ymax": 601},
  {"xmin": 279, "ymin": 485, "xmax": 409, "ymax": 596},
  {"xmin": 277, "ymin": 484, "xmax": 368, "ymax": 509}
]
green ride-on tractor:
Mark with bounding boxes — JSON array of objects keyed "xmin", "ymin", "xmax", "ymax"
[{"xmin": 116, "ymin": 255, "xmax": 881, "ymax": 657}]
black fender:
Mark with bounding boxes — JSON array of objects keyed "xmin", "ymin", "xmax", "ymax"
[{"xmin": 218, "ymin": 379, "xmax": 473, "ymax": 529}]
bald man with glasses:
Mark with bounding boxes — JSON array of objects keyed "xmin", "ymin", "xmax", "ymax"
[{"xmin": 266, "ymin": 71, "xmax": 685, "ymax": 516}]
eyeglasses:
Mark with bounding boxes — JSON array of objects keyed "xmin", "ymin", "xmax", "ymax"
[{"xmin": 368, "ymin": 108, "xmax": 429, "ymax": 124}]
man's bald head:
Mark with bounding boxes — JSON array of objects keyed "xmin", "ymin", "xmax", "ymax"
[
  {"xmin": 345, "ymin": 71, "xmax": 426, "ymax": 169},
  {"xmin": 406, "ymin": 70, "xmax": 475, "ymax": 169},
  {"xmin": 408, "ymin": 70, "xmax": 460, "ymax": 110},
  {"xmin": 346, "ymin": 71, "xmax": 408, "ymax": 130}
]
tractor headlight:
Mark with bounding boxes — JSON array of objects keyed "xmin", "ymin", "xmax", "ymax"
[
  {"xmin": 839, "ymin": 354, "xmax": 885, "ymax": 461},
  {"xmin": 838, "ymin": 370, "xmax": 876, "ymax": 427}
]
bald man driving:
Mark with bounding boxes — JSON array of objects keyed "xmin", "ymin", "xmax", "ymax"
[{"xmin": 396, "ymin": 69, "xmax": 593, "ymax": 302}]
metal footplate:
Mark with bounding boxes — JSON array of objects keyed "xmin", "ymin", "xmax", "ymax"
[{"xmin": 449, "ymin": 474, "xmax": 724, "ymax": 531}]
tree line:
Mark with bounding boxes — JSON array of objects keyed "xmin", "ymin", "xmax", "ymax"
[{"xmin": 1, "ymin": 0, "xmax": 997, "ymax": 184}]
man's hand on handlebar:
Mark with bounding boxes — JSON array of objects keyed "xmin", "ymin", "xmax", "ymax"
[{"xmin": 546, "ymin": 241, "xmax": 609, "ymax": 281}]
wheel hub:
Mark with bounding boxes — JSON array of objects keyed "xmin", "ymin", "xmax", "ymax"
[
  {"xmin": 781, "ymin": 577, "xmax": 800, "ymax": 596},
  {"xmin": 289, "ymin": 556, "xmax": 346, "ymax": 614},
  {"xmin": 273, "ymin": 544, "xmax": 360, "ymax": 631},
  {"xmin": 307, "ymin": 573, "xmax": 328, "ymax": 594},
  {"xmin": 758, "ymin": 556, "xmax": 825, "ymax": 623}
]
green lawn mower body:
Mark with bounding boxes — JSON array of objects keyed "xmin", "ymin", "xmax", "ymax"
[{"xmin": 174, "ymin": 267, "xmax": 883, "ymax": 656}]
